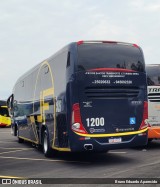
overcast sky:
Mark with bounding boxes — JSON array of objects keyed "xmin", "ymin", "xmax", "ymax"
[{"xmin": 0, "ymin": 0, "xmax": 160, "ymax": 100}]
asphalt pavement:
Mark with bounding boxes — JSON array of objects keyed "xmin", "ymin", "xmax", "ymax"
[{"xmin": 0, "ymin": 128, "xmax": 160, "ymax": 187}]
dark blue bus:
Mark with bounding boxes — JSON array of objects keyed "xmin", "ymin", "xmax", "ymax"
[{"xmin": 7, "ymin": 41, "xmax": 148, "ymax": 157}]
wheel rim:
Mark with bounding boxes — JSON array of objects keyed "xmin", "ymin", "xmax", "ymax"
[{"xmin": 43, "ymin": 133, "xmax": 48, "ymax": 153}]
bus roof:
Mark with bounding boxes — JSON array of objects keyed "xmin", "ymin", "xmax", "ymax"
[{"xmin": 13, "ymin": 40, "xmax": 142, "ymax": 90}]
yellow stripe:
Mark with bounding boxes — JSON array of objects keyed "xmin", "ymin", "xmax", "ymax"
[
  {"xmin": 1, "ymin": 106, "xmax": 7, "ymax": 108},
  {"xmin": 53, "ymin": 147, "xmax": 71, "ymax": 152},
  {"xmin": 18, "ymin": 136, "xmax": 38, "ymax": 144},
  {"xmin": 74, "ymin": 127, "xmax": 148, "ymax": 137}
]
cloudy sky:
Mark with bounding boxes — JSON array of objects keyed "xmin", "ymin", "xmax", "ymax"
[{"xmin": 0, "ymin": 0, "xmax": 160, "ymax": 99}]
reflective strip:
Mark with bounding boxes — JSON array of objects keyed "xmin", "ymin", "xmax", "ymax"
[{"xmin": 74, "ymin": 127, "xmax": 148, "ymax": 137}]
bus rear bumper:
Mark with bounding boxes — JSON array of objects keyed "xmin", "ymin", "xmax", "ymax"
[{"xmin": 70, "ymin": 133, "xmax": 148, "ymax": 152}]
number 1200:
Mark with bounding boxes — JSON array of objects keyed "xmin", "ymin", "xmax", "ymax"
[{"xmin": 86, "ymin": 117, "xmax": 105, "ymax": 127}]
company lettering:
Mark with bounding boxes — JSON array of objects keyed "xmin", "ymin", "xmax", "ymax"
[{"xmin": 148, "ymin": 88, "xmax": 160, "ymax": 93}]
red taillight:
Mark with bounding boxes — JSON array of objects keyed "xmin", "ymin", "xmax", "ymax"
[
  {"xmin": 77, "ymin": 40, "xmax": 84, "ymax": 45},
  {"xmin": 139, "ymin": 101, "xmax": 148, "ymax": 130},
  {"xmin": 71, "ymin": 103, "xmax": 88, "ymax": 134},
  {"xmin": 88, "ymin": 68, "xmax": 136, "ymax": 73},
  {"xmin": 133, "ymin": 44, "xmax": 139, "ymax": 48}
]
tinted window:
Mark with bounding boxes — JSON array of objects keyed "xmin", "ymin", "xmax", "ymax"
[
  {"xmin": 146, "ymin": 65, "xmax": 160, "ymax": 85},
  {"xmin": 0, "ymin": 107, "xmax": 9, "ymax": 117},
  {"xmin": 77, "ymin": 43, "xmax": 145, "ymax": 72}
]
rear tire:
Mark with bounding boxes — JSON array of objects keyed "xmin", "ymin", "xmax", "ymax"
[
  {"xmin": 43, "ymin": 130, "xmax": 53, "ymax": 157},
  {"xmin": 17, "ymin": 126, "xmax": 24, "ymax": 143}
]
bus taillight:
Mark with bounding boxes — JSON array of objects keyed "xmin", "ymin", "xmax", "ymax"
[
  {"xmin": 139, "ymin": 101, "xmax": 148, "ymax": 130},
  {"xmin": 71, "ymin": 103, "xmax": 88, "ymax": 134},
  {"xmin": 77, "ymin": 40, "xmax": 84, "ymax": 45}
]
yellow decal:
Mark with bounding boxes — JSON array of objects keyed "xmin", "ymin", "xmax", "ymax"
[
  {"xmin": 38, "ymin": 88, "xmax": 54, "ymax": 124},
  {"xmin": 74, "ymin": 127, "xmax": 148, "ymax": 137}
]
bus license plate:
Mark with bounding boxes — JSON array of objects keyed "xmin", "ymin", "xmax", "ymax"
[{"xmin": 109, "ymin": 137, "xmax": 122, "ymax": 143}]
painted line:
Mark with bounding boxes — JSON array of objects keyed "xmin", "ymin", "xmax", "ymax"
[
  {"xmin": 0, "ymin": 156, "xmax": 90, "ymax": 164},
  {"xmin": 0, "ymin": 175, "xmax": 25, "ymax": 179},
  {"xmin": 0, "ymin": 141, "xmax": 16, "ymax": 143},
  {"xmin": 0, "ymin": 147, "xmax": 34, "ymax": 150},
  {"xmin": 106, "ymin": 159, "xmax": 160, "ymax": 177},
  {"xmin": 0, "ymin": 149, "xmax": 28, "ymax": 155},
  {"xmin": 0, "ymin": 132, "xmax": 10, "ymax": 133},
  {"xmin": 108, "ymin": 151, "xmax": 127, "ymax": 154}
]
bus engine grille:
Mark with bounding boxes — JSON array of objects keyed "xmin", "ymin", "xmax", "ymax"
[
  {"xmin": 85, "ymin": 87, "xmax": 139, "ymax": 99},
  {"xmin": 148, "ymin": 93, "xmax": 160, "ymax": 102}
]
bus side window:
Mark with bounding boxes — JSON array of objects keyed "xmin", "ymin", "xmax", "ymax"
[
  {"xmin": 44, "ymin": 65, "xmax": 49, "ymax": 74},
  {"xmin": 67, "ymin": 52, "xmax": 70, "ymax": 67}
]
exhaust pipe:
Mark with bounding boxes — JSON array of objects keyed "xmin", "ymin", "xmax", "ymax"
[{"xmin": 84, "ymin": 144, "xmax": 93, "ymax": 151}]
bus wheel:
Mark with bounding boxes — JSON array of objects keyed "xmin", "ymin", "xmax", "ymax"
[
  {"xmin": 43, "ymin": 130, "xmax": 53, "ymax": 157},
  {"xmin": 17, "ymin": 127, "xmax": 24, "ymax": 143}
]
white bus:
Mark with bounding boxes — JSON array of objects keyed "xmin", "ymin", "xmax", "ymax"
[{"xmin": 146, "ymin": 64, "xmax": 160, "ymax": 140}]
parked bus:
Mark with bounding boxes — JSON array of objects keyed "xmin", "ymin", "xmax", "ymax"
[
  {"xmin": 7, "ymin": 41, "xmax": 148, "ymax": 157},
  {"xmin": 0, "ymin": 100, "xmax": 11, "ymax": 127},
  {"xmin": 146, "ymin": 64, "xmax": 160, "ymax": 141}
]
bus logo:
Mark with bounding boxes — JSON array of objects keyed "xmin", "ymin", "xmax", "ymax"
[{"xmin": 130, "ymin": 117, "xmax": 136, "ymax": 125}]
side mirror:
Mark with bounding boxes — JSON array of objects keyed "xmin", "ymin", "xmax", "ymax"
[{"xmin": 7, "ymin": 94, "xmax": 14, "ymax": 116}]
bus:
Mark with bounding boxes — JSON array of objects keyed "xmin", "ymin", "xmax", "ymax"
[
  {"xmin": 0, "ymin": 100, "xmax": 11, "ymax": 127},
  {"xmin": 7, "ymin": 40, "xmax": 148, "ymax": 157},
  {"xmin": 146, "ymin": 64, "xmax": 160, "ymax": 141}
]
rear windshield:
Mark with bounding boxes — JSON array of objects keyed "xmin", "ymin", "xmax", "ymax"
[
  {"xmin": 146, "ymin": 65, "xmax": 160, "ymax": 86},
  {"xmin": 77, "ymin": 43, "xmax": 145, "ymax": 72},
  {"xmin": 0, "ymin": 107, "xmax": 9, "ymax": 117}
]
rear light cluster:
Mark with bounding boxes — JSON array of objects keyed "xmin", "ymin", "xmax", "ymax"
[
  {"xmin": 77, "ymin": 40, "xmax": 139, "ymax": 48},
  {"xmin": 71, "ymin": 103, "xmax": 88, "ymax": 134},
  {"xmin": 139, "ymin": 101, "xmax": 148, "ymax": 130},
  {"xmin": 88, "ymin": 68, "xmax": 136, "ymax": 73}
]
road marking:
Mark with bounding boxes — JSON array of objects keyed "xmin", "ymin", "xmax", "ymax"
[
  {"xmin": 108, "ymin": 151, "xmax": 127, "ymax": 154},
  {"xmin": 0, "ymin": 175, "xmax": 25, "ymax": 179},
  {"xmin": 106, "ymin": 159, "xmax": 160, "ymax": 177},
  {"xmin": 0, "ymin": 147, "xmax": 33, "ymax": 150},
  {"xmin": 0, "ymin": 141, "xmax": 16, "ymax": 143},
  {"xmin": 0, "ymin": 149, "xmax": 28, "ymax": 155},
  {"xmin": 0, "ymin": 156, "xmax": 90, "ymax": 164},
  {"xmin": 0, "ymin": 132, "xmax": 10, "ymax": 133}
]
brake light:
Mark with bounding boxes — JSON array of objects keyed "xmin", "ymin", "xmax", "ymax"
[
  {"xmin": 77, "ymin": 40, "xmax": 84, "ymax": 45},
  {"xmin": 139, "ymin": 101, "xmax": 148, "ymax": 130},
  {"xmin": 88, "ymin": 68, "xmax": 136, "ymax": 73},
  {"xmin": 77, "ymin": 40, "xmax": 140, "ymax": 48},
  {"xmin": 133, "ymin": 44, "xmax": 139, "ymax": 48},
  {"xmin": 71, "ymin": 103, "xmax": 88, "ymax": 134}
]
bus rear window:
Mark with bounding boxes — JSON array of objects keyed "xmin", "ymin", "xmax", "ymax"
[
  {"xmin": 146, "ymin": 65, "xmax": 160, "ymax": 86},
  {"xmin": 77, "ymin": 43, "xmax": 145, "ymax": 72},
  {"xmin": 0, "ymin": 107, "xmax": 9, "ymax": 117}
]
